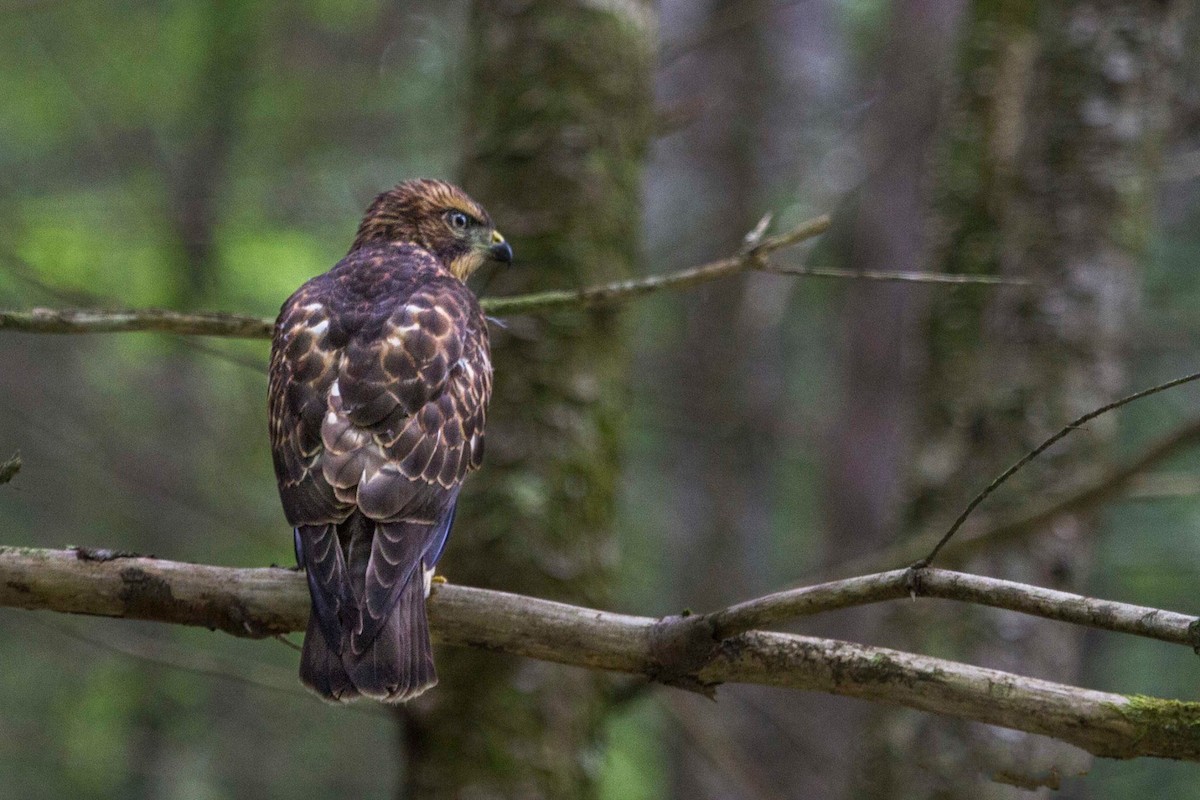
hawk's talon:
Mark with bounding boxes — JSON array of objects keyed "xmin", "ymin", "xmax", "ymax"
[
  {"xmin": 904, "ymin": 561, "xmax": 928, "ymax": 600},
  {"xmin": 431, "ymin": 575, "xmax": 447, "ymax": 585}
]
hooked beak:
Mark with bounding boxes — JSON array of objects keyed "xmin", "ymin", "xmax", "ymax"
[{"xmin": 488, "ymin": 229, "xmax": 513, "ymax": 264}]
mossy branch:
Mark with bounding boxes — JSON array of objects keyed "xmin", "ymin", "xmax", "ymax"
[{"xmin": 2, "ymin": 545, "xmax": 1199, "ymax": 761}]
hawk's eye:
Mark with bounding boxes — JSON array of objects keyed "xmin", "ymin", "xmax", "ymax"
[{"xmin": 446, "ymin": 211, "xmax": 470, "ymax": 231}]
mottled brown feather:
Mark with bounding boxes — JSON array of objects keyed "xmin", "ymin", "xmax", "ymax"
[
  {"xmin": 270, "ymin": 180, "xmax": 500, "ymax": 704},
  {"xmin": 269, "ymin": 245, "xmax": 491, "ymax": 526}
]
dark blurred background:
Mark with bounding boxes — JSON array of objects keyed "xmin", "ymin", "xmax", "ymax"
[{"xmin": 3, "ymin": 1, "xmax": 1200, "ymax": 798}]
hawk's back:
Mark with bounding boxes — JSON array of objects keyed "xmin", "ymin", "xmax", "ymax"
[
  {"xmin": 267, "ymin": 241, "xmax": 492, "ymax": 703},
  {"xmin": 269, "ymin": 242, "xmax": 491, "ymax": 527}
]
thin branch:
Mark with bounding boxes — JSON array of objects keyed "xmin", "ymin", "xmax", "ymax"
[
  {"xmin": 937, "ymin": 416, "xmax": 1200, "ymax": 562},
  {"xmin": 707, "ymin": 568, "xmax": 1200, "ymax": 648},
  {"xmin": 0, "ymin": 213, "xmax": 1029, "ymax": 338},
  {"xmin": 0, "ymin": 250, "xmax": 265, "ymax": 371},
  {"xmin": 3, "ymin": 546, "xmax": 1200, "ymax": 760},
  {"xmin": 0, "ymin": 307, "xmax": 274, "ymax": 339},
  {"xmin": 0, "ymin": 217, "xmax": 829, "ymax": 336},
  {"xmin": 481, "ymin": 214, "xmax": 831, "ymax": 314},
  {"xmin": 830, "ymin": 416, "xmax": 1200, "ymax": 577},
  {"xmin": 918, "ymin": 370, "xmax": 1200, "ymax": 566},
  {"xmin": 757, "ymin": 264, "xmax": 1032, "ymax": 286}
]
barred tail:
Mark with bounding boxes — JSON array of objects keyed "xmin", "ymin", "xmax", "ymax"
[
  {"xmin": 344, "ymin": 570, "xmax": 437, "ymax": 703},
  {"xmin": 296, "ymin": 514, "xmax": 442, "ymax": 705},
  {"xmin": 299, "ymin": 608, "xmax": 360, "ymax": 703}
]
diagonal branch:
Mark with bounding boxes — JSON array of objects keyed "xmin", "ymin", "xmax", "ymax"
[
  {"xmin": 483, "ymin": 213, "xmax": 831, "ymax": 314},
  {"xmin": 0, "ymin": 452, "xmax": 19, "ymax": 485},
  {"xmin": 932, "ymin": 416, "xmax": 1200, "ymax": 563},
  {"xmin": 831, "ymin": 415, "xmax": 1200, "ymax": 578},
  {"xmin": 2, "ymin": 545, "xmax": 1200, "ymax": 761},
  {"xmin": 918, "ymin": 370, "xmax": 1200, "ymax": 566}
]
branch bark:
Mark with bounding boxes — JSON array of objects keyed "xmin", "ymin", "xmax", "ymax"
[
  {"xmin": 483, "ymin": 213, "xmax": 830, "ymax": 314},
  {"xmin": 3, "ymin": 545, "xmax": 1200, "ymax": 762},
  {"xmin": 0, "ymin": 307, "xmax": 274, "ymax": 339},
  {"xmin": 708, "ymin": 568, "xmax": 1200, "ymax": 648},
  {"xmin": 0, "ymin": 212, "xmax": 1031, "ymax": 339}
]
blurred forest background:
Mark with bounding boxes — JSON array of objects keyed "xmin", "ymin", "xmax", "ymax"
[{"xmin": 3, "ymin": 0, "xmax": 1200, "ymax": 798}]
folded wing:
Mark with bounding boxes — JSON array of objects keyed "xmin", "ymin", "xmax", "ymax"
[{"xmin": 269, "ymin": 257, "xmax": 491, "ymax": 702}]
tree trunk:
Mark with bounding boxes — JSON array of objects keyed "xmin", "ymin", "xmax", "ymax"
[
  {"xmin": 655, "ymin": 2, "xmax": 819, "ymax": 797},
  {"xmin": 862, "ymin": 1, "xmax": 1182, "ymax": 796},
  {"xmin": 395, "ymin": 2, "xmax": 654, "ymax": 798},
  {"xmin": 804, "ymin": 2, "xmax": 967, "ymax": 798},
  {"xmin": 127, "ymin": 4, "xmax": 260, "ymax": 797}
]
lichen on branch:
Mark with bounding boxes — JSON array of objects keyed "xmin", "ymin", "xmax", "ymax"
[{"xmin": 2, "ymin": 545, "xmax": 1200, "ymax": 761}]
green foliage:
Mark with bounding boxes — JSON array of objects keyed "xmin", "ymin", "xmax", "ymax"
[
  {"xmin": 3, "ymin": 0, "xmax": 1200, "ymax": 797},
  {"xmin": 598, "ymin": 699, "xmax": 667, "ymax": 800},
  {"xmin": 0, "ymin": 2, "xmax": 467, "ymax": 797}
]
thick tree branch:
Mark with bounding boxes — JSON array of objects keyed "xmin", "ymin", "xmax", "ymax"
[{"xmin": 2, "ymin": 546, "xmax": 1199, "ymax": 761}]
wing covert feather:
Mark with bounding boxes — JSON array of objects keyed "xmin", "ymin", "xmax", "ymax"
[
  {"xmin": 270, "ymin": 244, "xmax": 492, "ymax": 683},
  {"xmin": 269, "ymin": 288, "xmax": 346, "ymax": 526}
]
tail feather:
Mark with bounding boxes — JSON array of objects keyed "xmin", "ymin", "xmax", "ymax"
[
  {"xmin": 298, "ymin": 511, "xmax": 447, "ymax": 705},
  {"xmin": 299, "ymin": 610, "xmax": 360, "ymax": 703},
  {"xmin": 344, "ymin": 567, "xmax": 437, "ymax": 703}
]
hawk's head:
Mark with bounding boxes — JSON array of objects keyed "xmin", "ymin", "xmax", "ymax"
[{"xmin": 350, "ymin": 179, "xmax": 513, "ymax": 281}]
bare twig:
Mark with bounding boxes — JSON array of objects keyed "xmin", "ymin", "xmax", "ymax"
[
  {"xmin": 483, "ymin": 214, "xmax": 832, "ymax": 314},
  {"xmin": 0, "ymin": 217, "xmax": 831, "ymax": 336},
  {"xmin": 829, "ymin": 416, "xmax": 1200, "ymax": 577},
  {"xmin": 918, "ymin": 371, "xmax": 1200, "ymax": 567},
  {"xmin": 939, "ymin": 417, "xmax": 1200, "ymax": 561},
  {"xmin": 0, "ymin": 212, "xmax": 1030, "ymax": 338},
  {"xmin": 757, "ymin": 264, "xmax": 1032, "ymax": 286},
  {"xmin": 3, "ymin": 546, "xmax": 1200, "ymax": 760}
]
